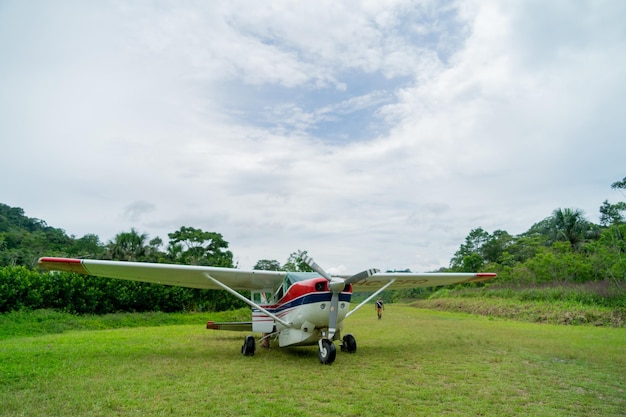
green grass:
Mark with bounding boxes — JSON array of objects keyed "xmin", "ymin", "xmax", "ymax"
[
  {"xmin": 1, "ymin": 306, "xmax": 624, "ymax": 416},
  {"xmin": 0, "ymin": 308, "xmax": 249, "ymax": 341}
]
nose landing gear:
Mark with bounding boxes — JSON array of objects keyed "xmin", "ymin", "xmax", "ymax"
[{"xmin": 318, "ymin": 338, "xmax": 337, "ymax": 364}]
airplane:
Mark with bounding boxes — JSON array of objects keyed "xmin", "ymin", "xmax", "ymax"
[{"xmin": 38, "ymin": 254, "xmax": 496, "ymax": 365}]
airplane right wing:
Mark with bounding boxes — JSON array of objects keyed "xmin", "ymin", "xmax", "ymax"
[{"xmin": 351, "ymin": 271, "xmax": 496, "ymax": 291}]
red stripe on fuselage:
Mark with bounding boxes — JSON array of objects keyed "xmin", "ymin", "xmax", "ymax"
[{"xmin": 278, "ymin": 278, "xmax": 352, "ymax": 305}]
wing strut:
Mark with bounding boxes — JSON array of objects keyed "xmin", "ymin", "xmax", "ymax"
[
  {"xmin": 345, "ymin": 279, "xmax": 396, "ymax": 319},
  {"xmin": 203, "ymin": 273, "xmax": 292, "ymax": 328}
]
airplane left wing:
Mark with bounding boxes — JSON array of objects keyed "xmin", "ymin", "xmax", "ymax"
[
  {"xmin": 37, "ymin": 257, "xmax": 286, "ymax": 291},
  {"xmin": 351, "ymin": 271, "xmax": 496, "ymax": 291}
]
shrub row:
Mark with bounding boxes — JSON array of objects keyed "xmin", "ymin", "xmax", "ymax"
[
  {"xmin": 0, "ymin": 266, "xmax": 245, "ymax": 314},
  {"xmin": 428, "ymin": 280, "xmax": 625, "ymax": 309},
  {"xmin": 413, "ymin": 297, "xmax": 625, "ymax": 327}
]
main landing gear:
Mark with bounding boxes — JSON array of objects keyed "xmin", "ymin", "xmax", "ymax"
[
  {"xmin": 241, "ymin": 333, "xmax": 357, "ymax": 364},
  {"xmin": 318, "ymin": 334, "xmax": 357, "ymax": 365},
  {"xmin": 340, "ymin": 334, "xmax": 357, "ymax": 354},
  {"xmin": 241, "ymin": 335, "xmax": 255, "ymax": 356}
]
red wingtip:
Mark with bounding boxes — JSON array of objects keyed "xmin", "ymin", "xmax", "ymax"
[
  {"xmin": 465, "ymin": 272, "xmax": 497, "ymax": 283},
  {"xmin": 38, "ymin": 257, "xmax": 89, "ymax": 274}
]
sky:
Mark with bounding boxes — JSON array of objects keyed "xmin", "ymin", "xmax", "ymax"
[{"xmin": 1, "ymin": 0, "xmax": 625, "ymax": 273}]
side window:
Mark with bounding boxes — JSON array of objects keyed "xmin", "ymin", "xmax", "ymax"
[
  {"xmin": 252, "ymin": 291, "xmax": 270, "ymax": 303},
  {"xmin": 275, "ymin": 276, "xmax": 290, "ymax": 300},
  {"xmin": 275, "ymin": 286, "xmax": 284, "ymax": 300},
  {"xmin": 252, "ymin": 291, "xmax": 267, "ymax": 304}
]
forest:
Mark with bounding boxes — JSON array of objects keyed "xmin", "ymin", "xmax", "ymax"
[{"xmin": 1, "ymin": 177, "xmax": 624, "ymax": 315}]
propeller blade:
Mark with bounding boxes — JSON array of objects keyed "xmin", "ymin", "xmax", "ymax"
[
  {"xmin": 328, "ymin": 291, "xmax": 339, "ymax": 339},
  {"xmin": 345, "ymin": 268, "xmax": 380, "ymax": 284},
  {"xmin": 300, "ymin": 253, "xmax": 366, "ymax": 340},
  {"xmin": 300, "ymin": 253, "xmax": 333, "ymax": 281}
]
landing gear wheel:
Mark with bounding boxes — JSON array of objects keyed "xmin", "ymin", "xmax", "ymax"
[
  {"xmin": 241, "ymin": 335, "xmax": 255, "ymax": 356},
  {"xmin": 341, "ymin": 334, "xmax": 357, "ymax": 353},
  {"xmin": 318, "ymin": 339, "xmax": 336, "ymax": 365}
]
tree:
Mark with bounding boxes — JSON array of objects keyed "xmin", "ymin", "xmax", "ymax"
[
  {"xmin": 599, "ymin": 200, "xmax": 626, "ymax": 226},
  {"xmin": 282, "ymin": 250, "xmax": 313, "ymax": 272},
  {"xmin": 525, "ymin": 217, "xmax": 555, "ymax": 245},
  {"xmin": 599, "ymin": 178, "xmax": 626, "ymax": 226},
  {"xmin": 503, "ymin": 234, "xmax": 543, "ymax": 264},
  {"xmin": 611, "ymin": 176, "xmax": 626, "ymax": 194},
  {"xmin": 551, "ymin": 208, "xmax": 589, "ymax": 249},
  {"xmin": 108, "ymin": 228, "xmax": 149, "ymax": 261},
  {"xmin": 167, "ymin": 226, "xmax": 233, "ymax": 267},
  {"xmin": 450, "ymin": 228, "xmax": 490, "ymax": 271},
  {"xmin": 253, "ymin": 259, "xmax": 281, "ymax": 270},
  {"xmin": 587, "ymin": 224, "xmax": 626, "ymax": 287},
  {"xmin": 0, "ymin": 204, "xmax": 77, "ymax": 267},
  {"xmin": 67, "ymin": 234, "xmax": 106, "ymax": 258},
  {"xmin": 524, "ymin": 242, "xmax": 594, "ymax": 283},
  {"xmin": 481, "ymin": 230, "xmax": 514, "ymax": 263}
]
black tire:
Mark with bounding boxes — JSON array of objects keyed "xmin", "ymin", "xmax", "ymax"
[
  {"xmin": 241, "ymin": 335, "xmax": 255, "ymax": 356},
  {"xmin": 318, "ymin": 339, "xmax": 336, "ymax": 365},
  {"xmin": 341, "ymin": 334, "xmax": 357, "ymax": 353}
]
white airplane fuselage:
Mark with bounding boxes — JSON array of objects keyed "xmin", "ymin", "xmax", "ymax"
[{"xmin": 253, "ymin": 276, "xmax": 352, "ymax": 347}]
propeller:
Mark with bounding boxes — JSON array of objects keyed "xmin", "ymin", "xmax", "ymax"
[{"xmin": 301, "ymin": 253, "xmax": 379, "ymax": 340}]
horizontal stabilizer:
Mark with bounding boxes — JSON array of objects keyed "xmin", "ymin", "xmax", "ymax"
[{"xmin": 206, "ymin": 321, "xmax": 253, "ymax": 331}]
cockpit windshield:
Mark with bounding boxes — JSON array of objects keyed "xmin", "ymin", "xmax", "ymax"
[
  {"xmin": 272, "ymin": 272, "xmax": 320, "ymax": 301},
  {"xmin": 285, "ymin": 272, "xmax": 319, "ymax": 286}
]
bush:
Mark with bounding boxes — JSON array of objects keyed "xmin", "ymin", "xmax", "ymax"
[
  {"xmin": 425, "ymin": 279, "xmax": 624, "ymax": 309},
  {"xmin": 0, "ymin": 266, "xmax": 246, "ymax": 314}
]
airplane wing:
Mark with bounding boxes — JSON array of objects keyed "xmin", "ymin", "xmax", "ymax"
[
  {"xmin": 351, "ymin": 271, "xmax": 496, "ymax": 291},
  {"xmin": 37, "ymin": 257, "xmax": 286, "ymax": 291},
  {"xmin": 38, "ymin": 257, "xmax": 495, "ymax": 292}
]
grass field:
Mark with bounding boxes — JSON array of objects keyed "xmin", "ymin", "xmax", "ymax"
[{"xmin": 1, "ymin": 305, "xmax": 624, "ymax": 417}]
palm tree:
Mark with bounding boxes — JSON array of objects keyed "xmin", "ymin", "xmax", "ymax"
[
  {"xmin": 108, "ymin": 228, "xmax": 149, "ymax": 261},
  {"xmin": 551, "ymin": 208, "xmax": 587, "ymax": 248}
]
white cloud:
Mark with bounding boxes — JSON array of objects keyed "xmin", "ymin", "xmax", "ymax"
[{"xmin": 1, "ymin": 0, "xmax": 624, "ymax": 273}]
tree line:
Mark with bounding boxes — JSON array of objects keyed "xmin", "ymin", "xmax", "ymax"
[
  {"xmin": 0, "ymin": 203, "xmax": 315, "ymax": 313},
  {"xmin": 448, "ymin": 179, "xmax": 625, "ymax": 287},
  {"xmin": 1, "ymin": 177, "xmax": 624, "ymax": 313}
]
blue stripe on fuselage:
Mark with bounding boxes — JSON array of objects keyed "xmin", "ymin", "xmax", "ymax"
[{"xmin": 254, "ymin": 292, "xmax": 351, "ymax": 314}]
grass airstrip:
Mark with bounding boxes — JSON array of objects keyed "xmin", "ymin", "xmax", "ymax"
[{"xmin": 1, "ymin": 305, "xmax": 624, "ymax": 417}]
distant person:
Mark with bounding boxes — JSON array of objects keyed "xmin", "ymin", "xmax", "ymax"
[{"xmin": 375, "ymin": 297, "xmax": 384, "ymax": 320}]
